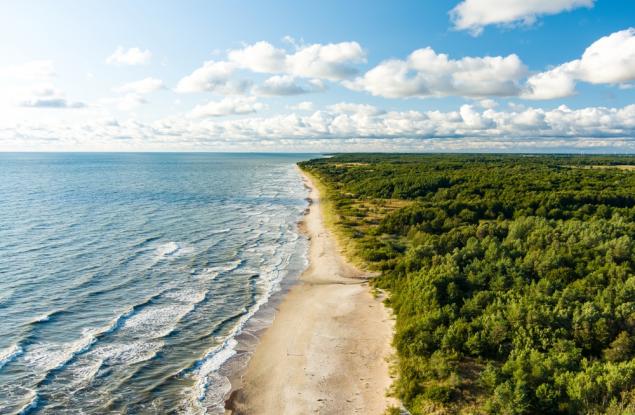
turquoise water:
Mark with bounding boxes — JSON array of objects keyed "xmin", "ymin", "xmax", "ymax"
[{"xmin": 0, "ymin": 153, "xmax": 310, "ymax": 414}]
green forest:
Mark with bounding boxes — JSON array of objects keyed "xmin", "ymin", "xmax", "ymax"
[{"xmin": 298, "ymin": 154, "xmax": 635, "ymax": 415}]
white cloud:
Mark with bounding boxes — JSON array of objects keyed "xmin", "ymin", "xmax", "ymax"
[
  {"xmin": 115, "ymin": 77, "xmax": 165, "ymax": 94},
  {"xmin": 174, "ymin": 60, "xmax": 250, "ymax": 94},
  {"xmin": 189, "ymin": 96, "xmax": 265, "ymax": 117},
  {"xmin": 254, "ymin": 75, "xmax": 326, "ymax": 96},
  {"xmin": 255, "ymin": 75, "xmax": 309, "ymax": 95},
  {"xmin": 21, "ymin": 97, "xmax": 85, "ymax": 109},
  {"xmin": 284, "ymin": 41, "xmax": 366, "ymax": 80},
  {"xmin": 5, "ymin": 103, "xmax": 635, "ymax": 152},
  {"xmin": 574, "ymin": 28, "xmax": 635, "ymax": 84},
  {"xmin": 450, "ymin": 0, "xmax": 595, "ymax": 36},
  {"xmin": 345, "ymin": 47, "xmax": 526, "ymax": 98},
  {"xmin": 523, "ymin": 28, "xmax": 635, "ymax": 99},
  {"xmin": 478, "ymin": 99, "xmax": 499, "ymax": 109},
  {"xmin": 228, "ymin": 40, "xmax": 365, "ymax": 81},
  {"xmin": 106, "ymin": 47, "xmax": 152, "ymax": 65},
  {"xmin": 19, "ymin": 85, "xmax": 85, "ymax": 109},
  {"xmin": 228, "ymin": 41, "xmax": 286, "ymax": 73},
  {"xmin": 522, "ymin": 62, "xmax": 578, "ymax": 99},
  {"xmin": 176, "ymin": 40, "xmax": 363, "ymax": 95}
]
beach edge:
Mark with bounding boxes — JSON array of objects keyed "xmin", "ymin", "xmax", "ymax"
[{"xmin": 225, "ymin": 167, "xmax": 397, "ymax": 414}]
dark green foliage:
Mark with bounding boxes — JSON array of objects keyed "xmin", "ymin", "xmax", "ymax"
[{"xmin": 299, "ymin": 154, "xmax": 635, "ymax": 414}]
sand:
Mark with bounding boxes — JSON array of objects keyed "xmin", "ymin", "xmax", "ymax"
[{"xmin": 225, "ymin": 171, "xmax": 396, "ymax": 415}]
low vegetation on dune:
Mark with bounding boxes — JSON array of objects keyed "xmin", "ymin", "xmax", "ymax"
[{"xmin": 298, "ymin": 154, "xmax": 635, "ymax": 415}]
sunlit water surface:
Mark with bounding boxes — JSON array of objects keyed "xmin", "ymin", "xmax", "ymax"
[{"xmin": 0, "ymin": 153, "xmax": 310, "ymax": 414}]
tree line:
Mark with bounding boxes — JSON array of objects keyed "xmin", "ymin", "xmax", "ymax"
[{"xmin": 298, "ymin": 154, "xmax": 635, "ymax": 414}]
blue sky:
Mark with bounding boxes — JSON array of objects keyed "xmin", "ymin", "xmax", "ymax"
[{"xmin": 1, "ymin": 0, "xmax": 635, "ymax": 152}]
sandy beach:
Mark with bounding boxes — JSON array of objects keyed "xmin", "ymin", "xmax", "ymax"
[{"xmin": 226, "ymin": 171, "xmax": 396, "ymax": 415}]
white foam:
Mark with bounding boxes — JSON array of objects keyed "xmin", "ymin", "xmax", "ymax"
[
  {"xmin": 164, "ymin": 289, "xmax": 207, "ymax": 305},
  {"xmin": 31, "ymin": 313, "xmax": 51, "ymax": 323},
  {"xmin": 209, "ymin": 228, "xmax": 230, "ymax": 235},
  {"xmin": 181, "ymin": 204, "xmax": 309, "ymax": 410},
  {"xmin": 94, "ymin": 340, "xmax": 161, "ymax": 365},
  {"xmin": 184, "ymin": 251, "xmax": 298, "ymax": 412},
  {"xmin": 197, "ymin": 259, "xmax": 242, "ymax": 281},
  {"xmin": 0, "ymin": 343, "xmax": 23, "ymax": 370},
  {"xmin": 16, "ymin": 389, "xmax": 38, "ymax": 415},
  {"xmin": 23, "ymin": 328, "xmax": 97, "ymax": 373},
  {"xmin": 195, "ymin": 338, "xmax": 237, "ymax": 401},
  {"xmin": 123, "ymin": 304, "xmax": 192, "ymax": 337},
  {"xmin": 124, "ymin": 285, "xmax": 208, "ymax": 339},
  {"xmin": 66, "ymin": 358, "xmax": 104, "ymax": 390},
  {"xmin": 22, "ymin": 307, "xmax": 134, "ymax": 374},
  {"xmin": 155, "ymin": 241, "xmax": 194, "ymax": 261}
]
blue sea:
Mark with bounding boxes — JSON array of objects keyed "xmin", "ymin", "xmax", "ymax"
[{"xmin": 0, "ymin": 153, "xmax": 311, "ymax": 414}]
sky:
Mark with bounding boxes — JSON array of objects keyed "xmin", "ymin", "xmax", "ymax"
[{"xmin": 1, "ymin": 0, "xmax": 635, "ymax": 152}]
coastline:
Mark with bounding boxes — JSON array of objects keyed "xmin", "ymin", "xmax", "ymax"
[{"xmin": 225, "ymin": 169, "xmax": 397, "ymax": 414}]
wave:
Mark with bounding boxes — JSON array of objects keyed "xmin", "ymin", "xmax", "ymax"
[
  {"xmin": 155, "ymin": 241, "xmax": 193, "ymax": 261},
  {"xmin": 0, "ymin": 343, "xmax": 23, "ymax": 371},
  {"xmin": 195, "ymin": 338, "xmax": 237, "ymax": 401},
  {"xmin": 16, "ymin": 389, "xmax": 39, "ymax": 415},
  {"xmin": 94, "ymin": 340, "xmax": 161, "ymax": 366},
  {"xmin": 210, "ymin": 228, "xmax": 231, "ymax": 235},
  {"xmin": 28, "ymin": 308, "xmax": 68, "ymax": 325},
  {"xmin": 184, "ymin": 269, "xmax": 291, "ymax": 411},
  {"xmin": 30, "ymin": 285, "xmax": 208, "ymax": 382},
  {"xmin": 24, "ymin": 303, "xmax": 142, "ymax": 384},
  {"xmin": 197, "ymin": 259, "xmax": 243, "ymax": 281},
  {"xmin": 121, "ymin": 288, "xmax": 208, "ymax": 345},
  {"xmin": 183, "ymin": 215, "xmax": 308, "ymax": 411}
]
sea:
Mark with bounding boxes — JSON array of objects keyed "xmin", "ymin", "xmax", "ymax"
[{"xmin": 0, "ymin": 153, "xmax": 312, "ymax": 414}]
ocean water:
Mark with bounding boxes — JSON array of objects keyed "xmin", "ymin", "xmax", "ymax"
[{"xmin": 0, "ymin": 153, "xmax": 310, "ymax": 414}]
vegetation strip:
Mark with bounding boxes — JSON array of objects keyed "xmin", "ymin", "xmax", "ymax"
[{"xmin": 299, "ymin": 154, "xmax": 635, "ymax": 415}]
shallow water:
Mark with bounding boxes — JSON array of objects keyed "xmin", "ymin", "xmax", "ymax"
[{"xmin": 0, "ymin": 153, "xmax": 310, "ymax": 414}]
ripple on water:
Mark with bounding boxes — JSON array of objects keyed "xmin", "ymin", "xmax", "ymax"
[{"xmin": 0, "ymin": 154, "xmax": 310, "ymax": 413}]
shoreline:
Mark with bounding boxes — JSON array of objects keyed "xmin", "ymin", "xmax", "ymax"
[{"xmin": 225, "ymin": 170, "xmax": 396, "ymax": 414}]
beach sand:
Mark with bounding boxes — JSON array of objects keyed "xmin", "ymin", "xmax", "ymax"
[{"xmin": 225, "ymin": 171, "xmax": 396, "ymax": 415}]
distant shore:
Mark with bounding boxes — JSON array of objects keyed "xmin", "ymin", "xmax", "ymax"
[{"xmin": 225, "ymin": 169, "xmax": 396, "ymax": 414}]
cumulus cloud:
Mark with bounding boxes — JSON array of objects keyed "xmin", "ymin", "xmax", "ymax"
[
  {"xmin": 451, "ymin": 0, "xmax": 595, "ymax": 35},
  {"xmin": 115, "ymin": 77, "xmax": 165, "ymax": 94},
  {"xmin": 227, "ymin": 41, "xmax": 286, "ymax": 73},
  {"xmin": 19, "ymin": 85, "xmax": 85, "ymax": 108},
  {"xmin": 254, "ymin": 75, "xmax": 310, "ymax": 95},
  {"xmin": 523, "ymin": 28, "xmax": 635, "ymax": 99},
  {"xmin": 228, "ymin": 40, "xmax": 366, "ymax": 80},
  {"xmin": 106, "ymin": 47, "xmax": 152, "ymax": 65},
  {"xmin": 478, "ymin": 99, "xmax": 499, "ymax": 109},
  {"xmin": 5, "ymin": 103, "xmax": 635, "ymax": 152},
  {"xmin": 345, "ymin": 47, "xmax": 526, "ymax": 98},
  {"xmin": 254, "ymin": 75, "xmax": 326, "ymax": 96},
  {"xmin": 189, "ymin": 96, "xmax": 265, "ymax": 117},
  {"xmin": 176, "ymin": 40, "xmax": 365, "ymax": 95},
  {"xmin": 573, "ymin": 28, "xmax": 635, "ymax": 84},
  {"xmin": 174, "ymin": 60, "xmax": 250, "ymax": 94},
  {"xmin": 21, "ymin": 98, "xmax": 85, "ymax": 109},
  {"xmin": 351, "ymin": 29, "xmax": 635, "ymax": 101},
  {"xmin": 283, "ymin": 41, "xmax": 366, "ymax": 80}
]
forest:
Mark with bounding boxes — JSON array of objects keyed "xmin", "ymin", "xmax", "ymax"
[{"xmin": 298, "ymin": 154, "xmax": 635, "ymax": 415}]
